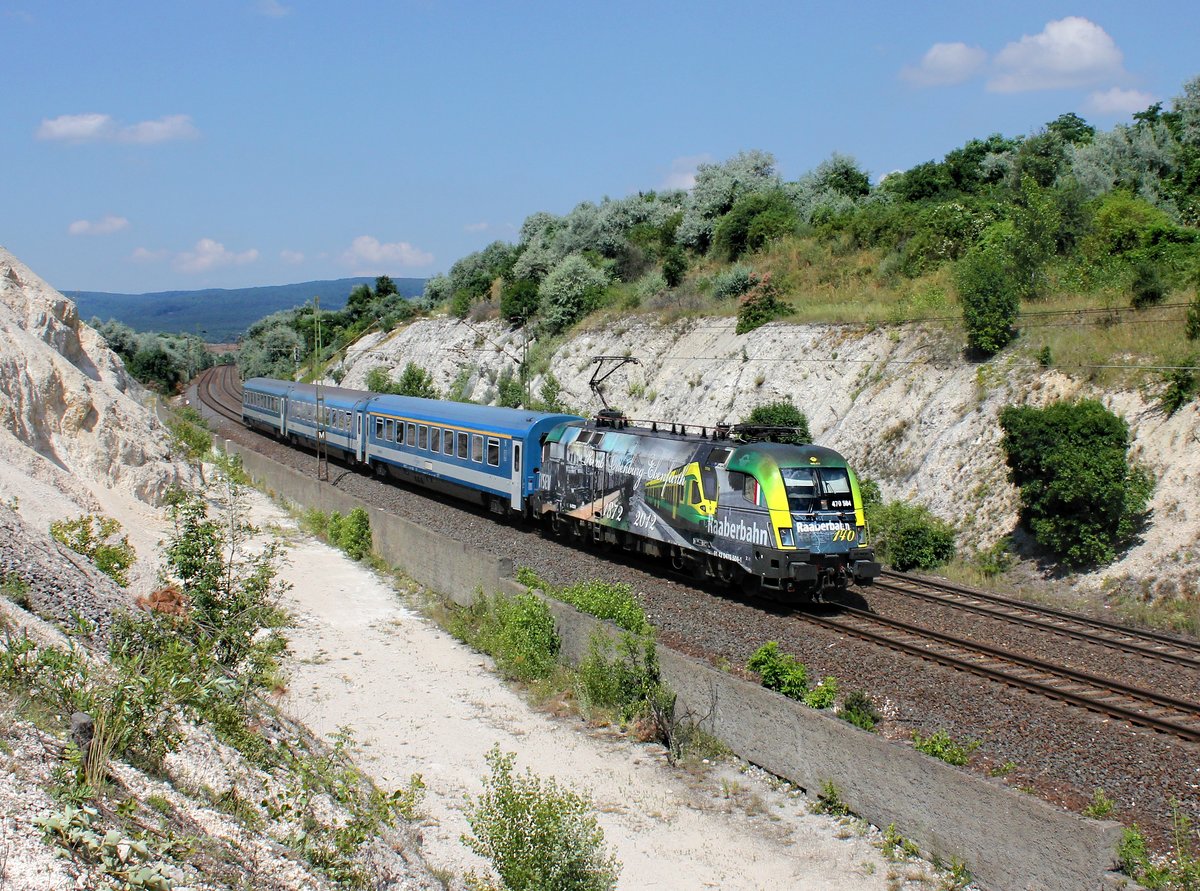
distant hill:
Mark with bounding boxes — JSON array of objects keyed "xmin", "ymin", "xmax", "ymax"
[{"xmin": 66, "ymin": 277, "xmax": 426, "ymax": 343}]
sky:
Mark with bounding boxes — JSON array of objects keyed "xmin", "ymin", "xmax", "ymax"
[{"xmin": 2, "ymin": 1, "xmax": 1197, "ymax": 294}]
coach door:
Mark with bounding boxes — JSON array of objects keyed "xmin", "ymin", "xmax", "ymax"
[
  {"xmin": 356, "ymin": 411, "xmax": 367, "ymax": 463},
  {"xmin": 511, "ymin": 442, "xmax": 523, "ymax": 509}
]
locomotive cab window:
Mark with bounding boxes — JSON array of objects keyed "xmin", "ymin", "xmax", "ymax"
[{"xmin": 782, "ymin": 468, "xmax": 819, "ymax": 512}]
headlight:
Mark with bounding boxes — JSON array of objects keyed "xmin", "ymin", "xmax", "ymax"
[{"xmin": 778, "ymin": 527, "xmax": 795, "ymax": 548}]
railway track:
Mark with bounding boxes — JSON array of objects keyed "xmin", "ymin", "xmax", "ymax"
[
  {"xmin": 197, "ymin": 364, "xmax": 245, "ymax": 423},
  {"xmin": 799, "ymin": 604, "xmax": 1200, "ymax": 743},
  {"xmin": 876, "ymin": 570, "xmax": 1200, "ymax": 670}
]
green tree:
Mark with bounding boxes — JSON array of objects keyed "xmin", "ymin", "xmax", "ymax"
[
  {"xmin": 999, "ymin": 400, "xmax": 1154, "ymax": 567},
  {"xmin": 743, "ymin": 400, "xmax": 811, "ymax": 444},
  {"xmin": 500, "ymin": 278, "xmax": 540, "ymax": 325},
  {"xmin": 866, "ymin": 502, "xmax": 956, "ymax": 572},
  {"xmin": 365, "ymin": 365, "xmax": 398, "ymax": 393}
]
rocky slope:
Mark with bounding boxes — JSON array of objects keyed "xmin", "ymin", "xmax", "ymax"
[
  {"xmin": 0, "ymin": 245, "xmax": 193, "ymax": 527},
  {"xmin": 335, "ymin": 314, "xmax": 1200, "ymax": 604}
]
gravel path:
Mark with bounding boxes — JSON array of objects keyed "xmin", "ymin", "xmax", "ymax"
[{"xmin": 211, "ymin": 412, "xmax": 1200, "ymax": 851}]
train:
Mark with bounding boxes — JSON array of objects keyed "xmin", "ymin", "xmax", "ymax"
[{"xmin": 241, "ymin": 377, "xmax": 880, "ymax": 598}]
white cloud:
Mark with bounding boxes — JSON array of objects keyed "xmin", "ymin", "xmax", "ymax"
[
  {"xmin": 464, "ymin": 222, "xmax": 490, "ymax": 233},
  {"xmin": 340, "ymin": 235, "xmax": 433, "ymax": 271},
  {"xmin": 131, "ymin": 247, "xmax": 167, "ymax": 264},
  {"xmin": 37, "ymin": 113, "xmax": 114, "ymax": 142},
  {"xmin": 174, "ymin": 238, "xmax": 259, "ymax": 273},
  {"xmin": 119, "ymin": 115, "xmax": 199, "ymax": 144},
  {"xmin": 1086, "ymin": 87, "xmax": 1156, "ymax": 115},
  {"xmin": 662, "ymin": 154, "xmax": 710, "ymax": 191},
  {"xmin": 36, "ymin": 112, "xmax": 198, "ymax": 144},
  {"xmin": 255, "ymin": 0, "xmax": 291, "ymax": 16},
  {"xmin": 989, "ymin": 17, "xmax": 1124, "ymax": 93},
  {"xmin": 280, "ymin": 249, "xmax": 305, "ymax": 265},
  {"xmin": 68, "ymin": 215, "xmax": 129, "ymax": 236},
  {"xmin": 901, "ymin": 42, "xmax": 987, "ymax": 87}
]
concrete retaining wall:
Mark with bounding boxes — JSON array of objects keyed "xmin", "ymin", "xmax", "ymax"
[{"xmin": 225, "ymin": 440, "xmax": 1127, "ymax": 891}]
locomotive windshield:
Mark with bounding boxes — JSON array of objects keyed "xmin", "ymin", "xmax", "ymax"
[{"xmin": 781, "ymin": 467, "xmax": 854, "ymax": 512}]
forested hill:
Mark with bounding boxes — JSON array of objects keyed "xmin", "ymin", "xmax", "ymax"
[{"xmin": 68, "ymin": 276, "xmax": 426, "ymax": 342}]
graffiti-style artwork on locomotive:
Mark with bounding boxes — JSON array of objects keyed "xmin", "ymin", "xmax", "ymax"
[{"xmin": 537, "ymin": 423, "xmax": 880, "ymax": 593}]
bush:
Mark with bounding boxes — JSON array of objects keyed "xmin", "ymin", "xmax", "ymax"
[
  {"xmin": 838, "ymin": 690, "xmax": 881, "ymax": 731},
  {"xmin": 575, "ymin": 630, "xmax": 660, "ymax": 721},
  {"xmin": 396, "ymin": 361, "xmax": 438, "ymax": 399},
  {"xmin": 711, "ymin": 265, "xmax": 755, "ymax": 301},
  {"xmin": 496, "ymin": 369, "xmax": 524, "ymax": 408},
  {"xmin": 866, "ymin": 502, "xmax": 956, "ymax": 572},
  {"xmin": 1160, "ymin": 363, "xmax": 1198, "ymax": 416},
  {"xmin": 556, "ymin": 579, "xmax": 650, "ymax": 635},
  {"xmin": 746, "ymin": 642, "xmax": 808, "ymax": 699},
  {"xmin": 742, "ymin": 400, "xmax": 811, "ymax": 444},
  {"xmin": 464, "ymin": 745, "xmax": 620, "ymax": 891},
  {"xmin": 1130, "ymin": 260, "xmax": 1168, "ymax": 307},
  {"xmin": 711, "ymin": 189, "xmax": 798, "ymax": 261},
  {"xmin": 500, "ymin": 278, "xmax": 541, "ymax": 325},
  {"xmin": 538, "ymin": 255, "xmax": 610, "ymax": 334},
  {"xmin": 803, "ymin": 676, "xmax": 838, "ymax": 709},
  {"xmin": 450, "ymin": 592, "xmax": 560, "ymax": 682},
  {"xmin": 999, "ymin": 400, "xmax": 1154, "ymax": 566},
  {"xmin": 328, "ymin": 508, "xmax": 372, "ymax": 560},
  {"xmin": 49, "ymin": 515, "xmax": 136, "ymax": 587},
  {"xmin": 955, "ymin": 238, "xmax": 1020, "ymax": 355},
  {"xmin": 735, "ymin": 272, "xmax": 787, "ymax": 335}
]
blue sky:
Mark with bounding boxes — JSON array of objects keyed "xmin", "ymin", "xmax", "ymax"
[{"xmin": 3, "ymin": 1, "xmax": 1197, "ymax": 294}]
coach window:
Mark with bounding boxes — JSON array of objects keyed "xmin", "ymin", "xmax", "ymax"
[
  {"xmin": 419, "ymin": 425, "xmax": 428, "ymax": 450},
  {"xmin": 384, "ymin": 419, "xmax": 393, "ymax": 442},
  {"xmin": 487, "ymin": 438, "xmax": 500, "ymax": 467},
  {"xmin": 444, "ymin": 429, "xmax": 454, "ymax": 455},
  {"xmin": 375, "ymin": 417, "xmax": 384, "ymax": 440},
  {"xmin": 406, "ymin": 423, "xmax": 417, "ymax": 446},
  {"xmin": 394, "ymin": 422, "xmax": 404, "ymax": 445},
  {"xmin": 431, "ymin": 428, "xmax": 441, "ymax": 453},
  {"xmin": 471, "ymin": 434, "xmax": 484, "ymax": 463},
  {"xmin": 457, "ymin": 431, "xmax": 469, "ymax": 459}
]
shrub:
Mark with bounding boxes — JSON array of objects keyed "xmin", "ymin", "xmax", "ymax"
[
  {"xmin": 955, "ymin": 238, "xmax": 1020, "ymax": 355},
  {"xmin": 464, "ymin": 745, "xmax": 620, "ymax": 891},
  {"xmin": 500, "ymin": 278, "xmax": 540, "ymax": 325},
  {"xmin": 838, "ymin": 690, "xmax": 881, "ymax": 731},
  {"xmin": 1160, "ymin": 362, "xmax": 1198, "ymax": 416},
  {"xmin": 332, "ymin": 508, "xmax": 372, "ymax": 560},
  {"xmin": 660, "ymin": 247, "xmax": 687, "ymax": 288},
  {"xmin": 575, "ymin": 630, "xmax": 660, "ymax": 721},
  {"xmin": 735, "ymin": 272, "xmax": 787, "ymax": 335},
  {"xmin": 912, "ymin": 729, "xmax": 979, "ymax": 766},
  {"xmin": 496, "ymin": 369, "xmax": 524, "ymax": 408},
  {"xmin": 556, "ymin": 578, "xmax": 651, "ymax": 635},
  {"xmin": 746, "ymin": 642, "xmax": 808, "ymax": 699},
  {"xmin": 711, "ymin": 265, "xmax": 755, "ymax": 301},
  {"xmin": 538, "ymin": 255, "xmax": 610, "ymax": 334},
  {"xmin": 396, "ymin": 361, "xmax": 438, "ymax": 399},
  {"xmin": 711, "ymin": 189, "xmax": 798, "ymax": 261},
  {"xmin": 1130, "ymin": 260, "xmax": 1168, "ymax": 307},
  {"xmin": 866, "ymin": 502, "xmax": 956, "ymax": 572},
  {"xmin": 742, "ymin": 400, "xmax": 812, "ymax": 444},
  {"xmin": 450, "ymin": 592, "xmax": 560, "ymax": 682},
  {"xmin": 1187, "ymin": 294, "xmax": 1200, "ymax": 340},
  {"xmin": 803, "ymin": 676, "xmax": 838, "ymax": 709},
  {"xmin": 49, "ymin": 515, "xmax": 136, "ymax": 587},
  {"xmin": 999, "ymin": 400, "xmax": 1154, "ymax": 566}
]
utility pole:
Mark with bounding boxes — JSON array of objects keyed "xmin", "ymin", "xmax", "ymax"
[{"xmin": 314, "ymin": 296, "xmax": 328, "ymax": 482}]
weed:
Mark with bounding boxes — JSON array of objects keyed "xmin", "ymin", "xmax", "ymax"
[
  {"xmin": 37, "ymin": 803, "xmax": 175, "ymax": 890},
  {"xmin": 987, "ymin": 761, "xmax": 1017, "ymax": 778},
  {"xmin": 811, "ymin": 780, "xmax": 852, "ymax": 817},
  {"xmin": 912, "ymin": 730, "xmax": 980, "ymax": 766},
  {"xmin": 0, "ymin": 574, "xmax": 30, "ymax": 610},
  {"xmin": 838, "ymin": 690, "xmax": 881, "ymax": 731},
  {"xmin": 1118, "ymin": 804, "xmax": 1200, "ymax": 889},
  {"xmin": 882, "ymin": 823, "xmax": 921, "ymax": 860},
  {"xmin": 1083, "ymin": 788, "xmax": 1115, "ymax": 819},
  {"xmin": 803, "ymin": 676, "xmax": 838, "ymax": 709}
]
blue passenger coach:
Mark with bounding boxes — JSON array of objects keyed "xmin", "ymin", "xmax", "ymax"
[{"xmin": 241, "ymin": 377, "xmax": 580, "ymax": 514}]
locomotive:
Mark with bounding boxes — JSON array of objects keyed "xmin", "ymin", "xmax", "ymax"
[{"xmin": 241, "ymin": 377, "xmax": 880, "ymax": 598}]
